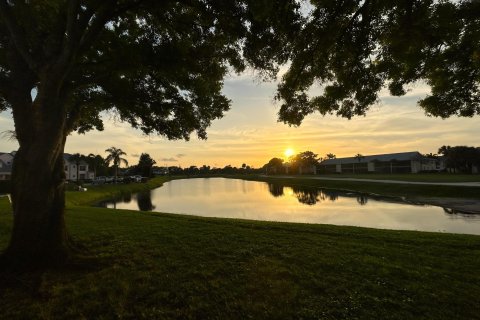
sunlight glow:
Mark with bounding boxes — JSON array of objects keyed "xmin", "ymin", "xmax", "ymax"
[{"xmin": 284, "ymin": 148, "xmax": 295, "ymax": 158}]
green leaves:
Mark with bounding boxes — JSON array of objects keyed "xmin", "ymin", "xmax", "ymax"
[
  {"xmin": 277, "ymin": 0, "xmax": 480, "ymax": 124},
  {"xmin": 0, "ymin": 0, "xmax": 302, "ymax": 140}
]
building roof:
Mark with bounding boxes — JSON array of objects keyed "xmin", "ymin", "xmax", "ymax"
[
  {"xmin": 0, "ymin": 159, "xmax": 12, "ymax": 173},
  {"xmin": 63, "ymin": 153, "xmax": 88, "ymax": 165},
  {"xmin": 320, "ymin": 151, "xmax": 425, "ymax": 165}
]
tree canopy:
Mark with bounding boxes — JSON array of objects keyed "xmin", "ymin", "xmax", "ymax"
[
  {"xmin": 0, "ymin": 0, "xmax": 301, "ymax": 140},
  {"xmin": 277, "ymin": 0, "xmax": 480, "ymax": 126}
]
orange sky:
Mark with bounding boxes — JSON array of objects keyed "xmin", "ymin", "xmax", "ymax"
[{"xmin": 1, "ymin": 73, "xmax": 479, "ymax": 168}]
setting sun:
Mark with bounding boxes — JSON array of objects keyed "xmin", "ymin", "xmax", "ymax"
[{"xmin": 284, "ymin": 148, "xmax": 295, "ymax": 158}]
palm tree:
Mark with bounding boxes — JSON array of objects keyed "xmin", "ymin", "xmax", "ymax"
[
  {"xmin": 354, "ymin": 153, "xmax": 364, "ymax": 162},
  {"xmin": 105, "ymin": 147, "xmax": 128, "ymax": 182},
  {"xmin": 353, "ymin": 153, "xmax": 364, "ymax": 174}
]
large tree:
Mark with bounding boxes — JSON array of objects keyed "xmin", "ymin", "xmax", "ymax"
[
  {"xmin": 0, "ymin": 0, "xmax": 301, "ymax": 268},
  {"xmin": 276, "ymin": 0, "xmax": 480, "ymax": 125}
]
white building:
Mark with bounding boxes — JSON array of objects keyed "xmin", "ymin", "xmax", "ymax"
[
  {"xmin": 0, "ymin": 152, "xmax": 15, "ymax": 180},
  {"xmin": 0, "ymin": 152, "xmax": 96, "ymax": 181},
  {"xmin": 319, "ymin": 151, "xmax": 440, "ymax": 174},
  {"xmin": 63, "ymin": 154, "xmax": 95, "ymax": 181}
]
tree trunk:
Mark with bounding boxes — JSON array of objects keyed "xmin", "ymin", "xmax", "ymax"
[
  {"xmin": 1, "ymin": 72, "xmax": 72, "ymax": 270},
  {"xmin": 2, "ymin": 138, "xmax": 70, "ymax": 269}
]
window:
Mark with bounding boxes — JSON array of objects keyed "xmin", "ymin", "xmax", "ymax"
[{"xmin": 79, "ymin": 165, "xmax": 86, "ymax": 171}]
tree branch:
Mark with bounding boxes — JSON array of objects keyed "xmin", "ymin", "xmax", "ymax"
[
  {"xmin": 78, "ymin": 0, "xmax": 148, "ymax": 52},
  {"xmin": 284, "ymin": 0, "xmax": 372, "ymax": 94},
  {"xmin": 65, "ymin": 0, "xmax": 81, "ymax": 53},
  {"xmin": 0, "ymin": 0, "xmax": 37, "ymax": 72}
]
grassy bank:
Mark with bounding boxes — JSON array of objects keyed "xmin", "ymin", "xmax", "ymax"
[
  {"xmin": 1, "ymin": 177, "xmax": 480, "ymax": 319},
  {"xmin": 314, "ymin": 173, "xmax": 480, "ymax": 183},
  {"xmin": 65, "ymin": 176, "xmax": 171, "ymax": 207},
  {"xmin": 239, "ymin": 175, "xmax": 480, "ymax": 199},
  {"xmin": 0, "ymin": 198, "xmax": 479, "ymax": 319}
]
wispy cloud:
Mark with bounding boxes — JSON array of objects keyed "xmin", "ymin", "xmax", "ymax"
[{"xmin": 2, "ymin": 73, "xmax": 476, "ymax": 168}]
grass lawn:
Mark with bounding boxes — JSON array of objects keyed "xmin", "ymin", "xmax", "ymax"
[
  {"xmin": 1, "ymin": 187, "xmax": 480, "ymax": 319},
  {"xmin": 315, "ymin": 173, "xmax": 480, "ymax": 183}
]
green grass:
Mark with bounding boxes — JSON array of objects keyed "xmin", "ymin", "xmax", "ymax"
[
  {"xmin": 65, "ymin": 176, "xmax": 170, "ymax": 207},
  {"xmin": 313, "ymin": 173, "xmax": 480, "ymax": 183},
  {"xmin": 1, "ymin": 177, "xmax": 480, "ymax": 319},
  {"xmin": 241, "ymin": 175, "xmax": 480, "ymax": 199},
  {"xmin": 1, "ymin": 193, "xmax": 480, "ymax": 319}
]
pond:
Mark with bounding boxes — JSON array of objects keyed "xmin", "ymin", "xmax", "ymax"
[{"xmin": 100, "ymin": 178, "xmax": 480, "ymax": 235}]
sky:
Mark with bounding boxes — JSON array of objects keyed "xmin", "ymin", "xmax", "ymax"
[{"xmin": 1, "ymin": 71, "xmax": 479, "ymax": 168}]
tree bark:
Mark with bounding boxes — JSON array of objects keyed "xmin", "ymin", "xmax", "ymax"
[
  {"xmin": 1, "ymin": 70, "xmax": 72, "ymax": 270},
  {"xmin": 3, "ymin": 137, "xmax": 70, "ymax": 269}
]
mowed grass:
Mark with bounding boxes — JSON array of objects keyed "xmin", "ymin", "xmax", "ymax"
[
  {"xmin": 1, "ymin": 194, "xmax": 480, "ymax": 319},
  {"xmin": 65, "ymin": 176, "xmax": 171, "ymax": 207}
]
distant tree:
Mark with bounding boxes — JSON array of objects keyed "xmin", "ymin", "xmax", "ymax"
[
  {"xmin": 423, "ymin": 153, "xmax": 438, "ymax": 159},
  {"xmin": 199, "ymin": 165, "xmax": 211, "ymax": 174},
  {"xmin": 326, "ymin": 153, "xmax": 336, "ymax": 159},
  {"xmin": 265, "ymin": 157, "xmax": 284, "ymax": 174},
  {"xmin": 354, "ymin": 154, "xmax": 364, "ymax": 162},
  {"xmin": 168, "ymin": 166, "xmax": 183, "ymax": 175},
  {"xmin": 105, "ymin": 147, "xmax": 128, "ymax": 181},
  {"xmin": 87, "ymin": 154, "xmax": 108, "ymax": 178},
  {"xmin": 137, "ymin": 153, "xmax": 156, "ymax": 177},
  {"xmin": 291, "ymin": 151, "xmax": 320, "ymax": 174},
  {"xmin": 438, "ymin": 146, "xmax": 480, "ymax": 173},
  {"xmin": 292, "ymin": 151, "xmax": 319, "ymax": 165}
]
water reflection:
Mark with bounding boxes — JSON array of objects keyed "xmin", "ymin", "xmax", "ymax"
[
  {"xmin": 100, "ymin": 178, "xmax": 480, "ymax": 235},
  {"xmin": 137, "ymin": 191, "xmax": 155, "ymax": 211},
  {"xmin": 268, "ymin": 184, "xmax": 284, "ymax": 197},
  {"xmin": 292, "ymin": 187, "xmax": 320, "ymax": 206},
  {"xmin": 269, "ymin": 184, "xmax": 370, "ymax": 207}
]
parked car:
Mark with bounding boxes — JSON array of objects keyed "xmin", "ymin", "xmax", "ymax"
[
  {"xmin": 94, "ymin": 176, "xmax": 106, "ymax": 184},
  {"xmin": 105, "ymin": 176, "xmax": 114, "ymax": 183},
  {"xmin": 131, "ymin": 175, "xmax": 142, "ymax": 183}
]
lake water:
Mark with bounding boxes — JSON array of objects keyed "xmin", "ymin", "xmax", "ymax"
[{"xmin": 101, "ymin": 178, "xmax": 480, "ymax": 235}]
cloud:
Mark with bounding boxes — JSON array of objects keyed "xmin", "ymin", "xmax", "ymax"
[
  {"xmin": 176, "ymin": 153, "xmax": 186, "ymax": 158},
  {"xmin": 131, "ymin": 153, "xmax": 140, "ymax": 158},
  {"xmin": 160, "ymin": 157, "xmax": 178, "ymax": 162}
]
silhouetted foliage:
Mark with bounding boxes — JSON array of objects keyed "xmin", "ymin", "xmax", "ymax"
[
  {"xmin": 438, "ymin": 145, "xmax": 480, "ymax": 173},
  {"xmin": 289, "ymin": 151, "xmax": 320, "ymax": 174},
  {"xmin": 0, "ymin": 0, "xmax": 301, "ymax": 266},
  {"xmin": 135, "ymin": 153, "xmax": 156, "ymax": 177},
  {"xmin": 277, "ymin": 1, "xmax": 480, "ymax": 126},
  {"xmin": 264, "ymin": 157, "xmax": 285, "ymax": 174},
  {"xmin": 105, "ymin": 147, "xmax": 128, "ymax": 181}
]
